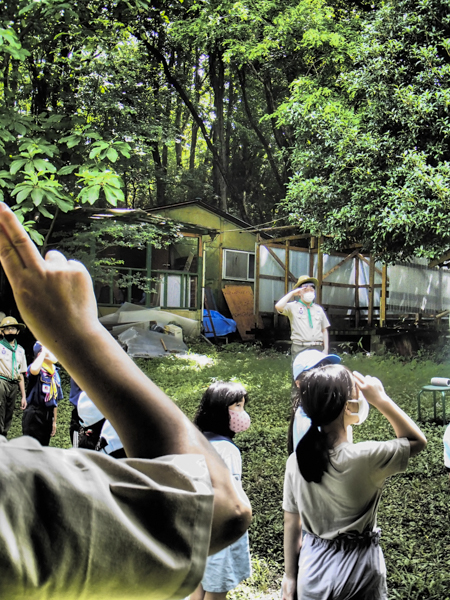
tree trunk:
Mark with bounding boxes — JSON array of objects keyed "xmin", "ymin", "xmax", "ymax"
[{"xmin": 210, "ymin": 48, "xmax": 227, "ymax": 212}]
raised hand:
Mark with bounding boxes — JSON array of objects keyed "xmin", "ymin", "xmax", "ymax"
[{"xmin": 0, "ymin": 203, "xmax": 100, "ymax": 358}]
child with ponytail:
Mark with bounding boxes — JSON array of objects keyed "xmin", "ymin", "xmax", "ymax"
[{"xmin": 282, "ymin": 364, "xmax": 427, "ymax": 600}]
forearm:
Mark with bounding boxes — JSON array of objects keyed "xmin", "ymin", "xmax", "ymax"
[
  {"xmin": 284, "ymin": 511, "xmax": 302, "ymax": 578},
  {"xmin": 19, "ymin": 375, "xmax": 26, "ymax": 400},
  {"xmin": 275, "ymin": 291, "xmax": 296, "ymax": 313},
  {"xmin": 52, "ymin": 323, "xmax": 251, "ymax": 553},
  {"xmin": 376, "ymin": 394, "xmax": 426, "ymax": 457},
  {"xmin": 0, "ymin": 202, "xmax": 251, "ymax": 553},
  {"xmin": 29, "ymin": 353, "xmax": 46, "ymax": 375}
]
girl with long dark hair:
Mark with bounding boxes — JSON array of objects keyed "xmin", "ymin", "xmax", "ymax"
[{"xmin": 282, "ymin": 364, "xmax": 426, "ymax": 600}]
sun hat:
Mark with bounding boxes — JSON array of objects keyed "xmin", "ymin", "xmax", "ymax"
[
  {"xmin": 0, "ymin": 316, "xmax": 26, "ymax": 330},
  {"xmin": 293, "ymin": 349, "xmax": 341, "ymax": 380},
  {"xmin": 294, "ymin": 275, "xmax": 319, "ymax": 289}
]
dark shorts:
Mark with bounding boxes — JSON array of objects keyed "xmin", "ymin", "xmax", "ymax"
[{"xmin": 22, "ymin": 405, "xmax": 53, "ymax": 446}]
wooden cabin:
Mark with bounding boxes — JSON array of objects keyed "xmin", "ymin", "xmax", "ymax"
[{"xmin": 256, "ymin": 233, "xmax": 450, "ymax": 353}]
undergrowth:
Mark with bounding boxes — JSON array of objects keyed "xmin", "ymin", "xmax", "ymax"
[{"xmin": 8, "ymin": 344, "xmax": 450, "ymax": 598}]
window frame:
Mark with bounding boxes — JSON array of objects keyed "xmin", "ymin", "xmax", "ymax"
[{"xmin": 222, "ymin": 248, "xmax": 255, "ymax": 282}]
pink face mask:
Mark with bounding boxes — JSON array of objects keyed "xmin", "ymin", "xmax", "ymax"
[{"xmin": 229, "ymin": 409, "xmax": 251, "ymax": 433}]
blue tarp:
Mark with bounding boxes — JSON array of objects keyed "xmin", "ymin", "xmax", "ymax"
[{"xmin": 203, "ymin": 310, "xmax": 237, "ymax": 338}]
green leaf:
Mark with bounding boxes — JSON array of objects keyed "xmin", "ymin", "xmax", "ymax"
[
  {"xmin": 58, "ymin": 165, "xmax": 79, "ymax": 175},
  {"xmin": 60, "ymin": 134, "xmax": 81, "ymax": 149},
  {"xmin": 14, "ymin": 122, "xmax": 27, "ymax": 135},
  {"xmin": 24, "ymin": 160, "xmax": 36, "ymax": 175},
  {"xmin": 10, "ymin": 159, "xmax": 27, "ymax": 175},
  {"xmin": 37, "ymin": 205, "xmax": 54, "ymax": 219},
  {"xmin": 89, "ymin": 147, "xmax": 103, "ymax": 159},
  {"xmin": 106, "ymin": 147, "xmax": 119, "ymax": 162},
  {"xmin": 55, "ymin": 198, "xmax": 73, "ymax": 212},
  {"xmin": 16, "ymin": 187, "xmax": 33, "ymax": 203},
  {"xmin": 31, "ymin": 187, "xmax": 45, "ymax": 205},
  {"xmin": 79, "ymin": 185, "xmax": 101, "ymax": 205},
  {"xmin": 33, "ymin": 158, "xmax": 57, "ymax": 173},
  {"xmin": 28, "ymin": 228, "xmax": 45, "ymax": 246},
  {"xmin": 103, "ymin": 184, "xmax": 121, "ymax": 206}
]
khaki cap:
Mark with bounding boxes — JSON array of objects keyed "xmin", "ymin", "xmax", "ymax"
[
  {"xmin": 294, "ymin": 275, "xmax": 319, "ymax": 289},
  {"xmin": 0, "ymin": 317, "xmax": 26, "ymax": 330}
]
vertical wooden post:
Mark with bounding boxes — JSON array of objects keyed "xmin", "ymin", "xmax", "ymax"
[
  {"xmin": 380, "ymin": 264, "xmax": 387, "ymax": 328},
  {"xmin": 285, "ymin": 240, "xmax": 290, "ymax": 294},
  {"xmin": 317, "ymin": 236, "xmax": 323, "ymax": 305},
  {"xmin": 309, "ymin": 236, "xmax": 315, "ymax": 277},
  {"xmin": 355, "ymin": 255, "xmax": 360, "ymax": 328},
  {"xmin": 254, "ymin": 234, "xmax": 261, "ymax": 328},
  {"xmin": 197, "ymin": 236, "xmax": 204, "ymax": 312},
  {"xmin": 145, "ymin": 241, "xmax": 152, "ymax": 308},
  {"xmin": 368, "ymin": 256, "xmax": 375, "ymax": 327}
]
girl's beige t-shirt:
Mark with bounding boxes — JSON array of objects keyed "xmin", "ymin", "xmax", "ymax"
[{"xmin": 283, "ymin": 437, "xmax": 410, "ymax": 539}]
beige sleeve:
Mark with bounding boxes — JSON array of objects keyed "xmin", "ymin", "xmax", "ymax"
[
  {"xmin": 0, "ymin": 438, "xmax": 214, "ymax": 600},
  {"xmin": 282, "ymin": 453, "xmax": 300, "ymax": 514}
]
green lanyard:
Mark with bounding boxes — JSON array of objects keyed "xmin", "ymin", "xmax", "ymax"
[{"xmin": 298, "ymin": 299, "xmax": 314, "ymax": 329}]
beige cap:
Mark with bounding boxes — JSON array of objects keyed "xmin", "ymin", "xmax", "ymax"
[
  {"xmin": 0, "ymin": 317, "xmax": 26, "ymax": 330},
  {"xmin": 294, "ymin": 275, "xmax": 319, "ymax": 289}
]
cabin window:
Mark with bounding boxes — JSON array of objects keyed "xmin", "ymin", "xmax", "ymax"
[{"xmin": 223, "ymin": 249, "xmax": 255, "ymax": 281}]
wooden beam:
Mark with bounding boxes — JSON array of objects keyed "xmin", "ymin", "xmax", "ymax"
[
  {"xmin": 263, "ymin": 245, "xmax": 297, "ymax": 283},
  {"xmin": 268, "ymin": 234, "xmax": 312, "ymax": 243},
  {"xmin": 429, "ymin": 250, "xmax": 450, "ymax": 268},
  {"xmin": 436, "ymin": 309, "xmax": 450, "ymax": 319},
  {"xmin": 357, "ymin": 254, "xmax": 386, "ymax": 279},
  {"xmin": 380, "ymin": 264, "xmax": 387, "ymax": 327},
  {"xmin": 321, "ymin": 281, "xmax": 381, "ymax": 289},
  {"xmin": 255, "ymin": 234, "xmax": 261, "ymax": 327},
  {"xmin": 368, "ymin": 256, "xmax": 375, "ymax": 327},
  {"xmin": 317, "ymin": 236, "xmax": 323, "ymax": 304},
  {"xmin": 355, "ymin": 255, "xmax": 360, "ymax": 328},
  {"xmin": 259, "ymin": 274, "xmax": 285, "ymax": 282},
  {"xmin": 323, "ymin": 249, "xmax": 360, "ymax": 280},
  {"xmin": 285, "ymin": 240, "xmax": 290, "ymax": 294}
]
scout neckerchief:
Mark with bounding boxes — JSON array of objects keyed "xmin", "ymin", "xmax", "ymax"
[
  {"xmin": 0, "ymin": 338, "xmax": 19, "ymax": 381},
  {"xmin": 297, "ymin": 299, "xmax": 314, "ymax": 329},
  {"xmin": 41, "ymin": 361, "xmax": 60, "ymax": 404}
]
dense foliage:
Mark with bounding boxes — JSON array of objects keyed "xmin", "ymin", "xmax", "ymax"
[
  {"xmin": 2, "ymin": 0, "xmax": 450, "ymax": 259},
  {"xmin": 281, "ymin": 0, "xmax": 450, "ymax": 263},
  {"xmin": 1, "ymin": 0, "xmax": 363, "ymax": 237},
  {"xmin": 9, "ymin": 347, "xmax": 450, "ymax": 598}
]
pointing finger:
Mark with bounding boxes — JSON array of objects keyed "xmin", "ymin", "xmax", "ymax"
[{"xmin": 0, "ymin": 203, "xmax": 43, "ymax": 276}]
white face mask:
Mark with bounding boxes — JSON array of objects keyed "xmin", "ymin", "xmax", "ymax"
[
  {"xmin": 349, "ymin": 395, "xmax": 370, "ymax": 425},
  {"xmin": 302, "ymin": 291, "xmax": 315, "ymax": 304}
]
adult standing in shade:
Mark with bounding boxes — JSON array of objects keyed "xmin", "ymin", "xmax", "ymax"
[
  {"xmin": 275, "ymin": 275, "xmax": 330, "ymax": 362},
  {"xmin": 0, "ymin": 316, "xmax": 27, "ymax": 437}
]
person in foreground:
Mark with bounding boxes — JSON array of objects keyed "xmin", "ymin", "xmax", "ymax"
[
  {"xmin": 0, "ymin": 203, "xmax": 252, "ymax": 600},
  {"xmin": 282, "ymin": 364, "xmax": 427, "ymax": 600}
]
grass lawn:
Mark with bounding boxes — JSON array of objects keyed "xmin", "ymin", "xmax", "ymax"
[{"xmin": 9, "ymin": 344, "xmax": 450, "ymax": 599}]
